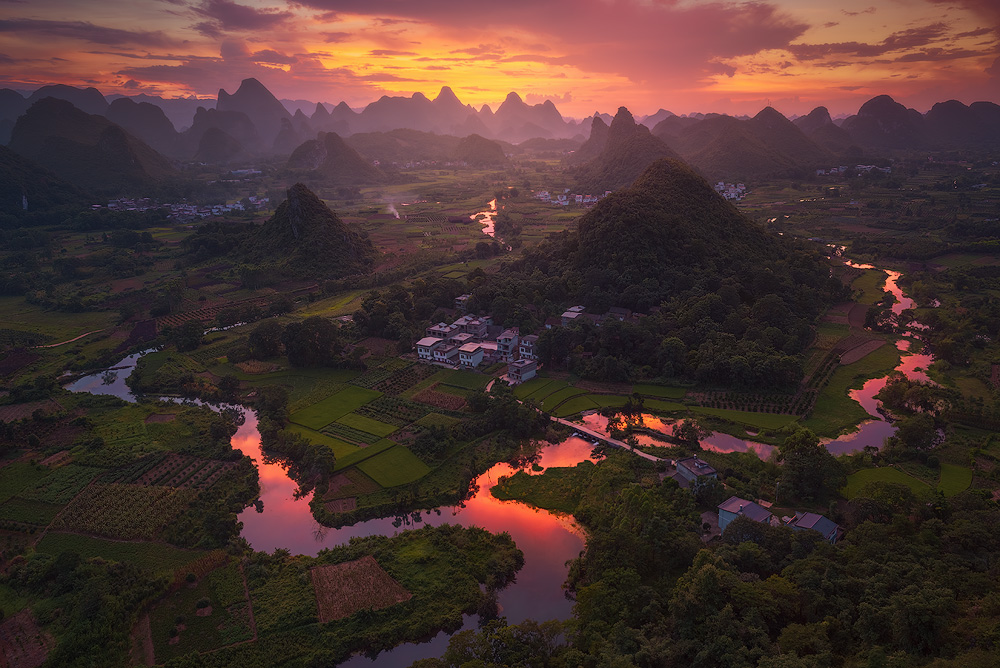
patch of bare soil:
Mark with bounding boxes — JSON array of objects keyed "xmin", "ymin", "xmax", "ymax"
[{"xmin": 0, "ymin": 609, "xmax": 54, "ymax": 668}]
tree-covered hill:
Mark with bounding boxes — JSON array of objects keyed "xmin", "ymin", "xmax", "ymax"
[
  {"xmin": 475, "ymin": 158, "xmax": 845, "ymax": 387},
  {"xmin": 236, "ymin": 183, "xmax": 378, "ymax": 280}
]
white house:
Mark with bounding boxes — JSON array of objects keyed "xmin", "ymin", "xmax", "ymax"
[
  {"xmin": 508, "ymin": 358, "xmax": 537, "ymax": 384},
  {"xmin": 416, "ymin": 337, "xmax": 443, "ymax": 360},
  {"xmin": 459, "ymin": 342, "xmax": 484, "ymax": 368}
]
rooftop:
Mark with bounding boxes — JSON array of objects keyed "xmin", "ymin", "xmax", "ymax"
[
  {"xmin": 677, "ymin": 456, "xmax": 717, "ymax": 476},
  {"xmin": 416, "ymin": 336, "xmax": 442, "ymax": 347},
  {"xmin": 718, "ymin": 496, "xmax": 772, "ymax": 524}
]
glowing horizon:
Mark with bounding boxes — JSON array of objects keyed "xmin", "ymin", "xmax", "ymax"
[{"xmin": 1, "ymin": 0, "xmax": 998, "ymax": 119}]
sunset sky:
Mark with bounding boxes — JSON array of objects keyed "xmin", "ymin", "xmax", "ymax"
[{"xmin": 1, "ymin": 0, "xmax": 998, "ymax": 118}]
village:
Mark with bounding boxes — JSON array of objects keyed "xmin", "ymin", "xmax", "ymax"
[
  {"xmin": 414, "ymin": 295, "xmax": 648, "ymax": 385},
  {"xmin": 95, "ymin": 194, "xmax": 271, "ymax": 221}
]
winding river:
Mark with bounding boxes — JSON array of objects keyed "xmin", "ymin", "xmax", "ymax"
[
  {"xmin": 66, "ymin": 357, "xmax": 588, "ymax": 667},
  {"xmin": 65, "ymin": 256, "xmax": 930, "ymax": 664}
]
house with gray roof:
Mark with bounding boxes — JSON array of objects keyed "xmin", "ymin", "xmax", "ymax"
[
  {"xmin": 718, "ymin": 496, "xmax": 774, "ymax": 532},
  {"xmin": 786, "ymin": 512, "xmax": 841, "ymax": 544}
]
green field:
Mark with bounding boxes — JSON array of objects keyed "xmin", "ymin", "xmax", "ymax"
[
  {"xmin": 633, "ymin": 384, "xmax": 688, "ymax": 399},
  {"xmin": 842, "ymin": 467, "xmax": 930, "ymax": 499},
  {"xmin": 286, "ymin": 424, "xmax": 361, "ymax": 458},
  {"xmin": 356, "ymin": 445, "xmax": 431, "ymax": 487},
  {"xmin": 541, "ymin": 386, "xmax": 587, "ymax": 412},
  {"xmin": 289, "ymin": 386, "xmax": 383, "ymax": 430},
  {"xmin": 643, "ymin": 399, "xmax": 688, "ymax": 413},
  {"xmin": 689, "ymin": 407, "xmax": 800, "ymax": 430},
  {"xmin": 514, "ymin": 377, "xmax": 554, "ymax": 399},
  {"xmin": 36, "ymin": 532, "xmax": 206, "ymax": 573},
  {"xmin": 491, "ymin": 461, "xmax": 596, "ymax": 513},
  {"xmin": 804, "ymin": 343, "xmax": 901, "ymax": 438},
  {"xmin": 333, "ymin": 438, "xmax": 398, "ymax": 471},
  {"xmin": 336, "ymin": 413, "xmax": 398, "ymax": 438},
  {"xmin": 414, "ymin": 413, "xmax": 460, "ymax": 429},
  {"xmin": 937, "ymin": 463, "xmax": 973, "ymax": 497},
  {"xmin": 441, "ymin": 369, "xmax": 490, "ymax": 390},
  {"xmin": 552, "ymin": 396, "xmax": 599, "ymax": 417},
  {"xmin": 0, "ymin": 462, "xmax": 50, "ymax": 504}
]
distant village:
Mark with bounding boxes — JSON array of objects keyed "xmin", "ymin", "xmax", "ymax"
[
  {"xmin": 816, "ymin": 164, "xmax": 892, "ymax": 176},
  {"xmin": 94, "ymin": 194, "xmax": 270, "ymax": 222},
  {"xmin": 534, "ymin": 189, "xmax": 613, "ymax": 207},
  {"xmin": 714, "ymin": 181, "xmax": 747, "ymax": 200}
]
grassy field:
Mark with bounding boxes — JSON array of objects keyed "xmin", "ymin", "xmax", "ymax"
[
  {"xmin": 842, "ymin": 467, "xmax": 930, "ymax": 499},
  {"xmin": 688, "ymin": 407, "xmax": 799, "ymax": 430},
  {"xmin": 336, "ymin": 413, "xmax": 398, "ymax": 438},
  {"xmin": 414, "ymin": 413, "xmax": 460, "ymax": 429},
  {"xmin": 286, "ymin": 424, "xmax": 361, "ymax": 458},
  {"xmin": 491, "ymin": 461, "xmax": 595, "ymax": 513},
  {"xmin": 540, "ymin": 386, "xmax": 587, "ymax": 412},
  {"xmin": 151, "ymin": 561, "xmax": 252, "ymax": 662},
  {"xmin": 356, "ymin": 445, "xmax": 431, "ymax": 487},
  {"xmin": 0, "ymin": 463, "xmax": 51, "ymax": 504},
  {"xmin": 36, "ymin": 532, "xmax": 206, "ymax": 573},
  {"xmin": 804, "ymin": 343, "xmax": 901, "ymax": 438},
  {"xmin": 513, "ymin": 377, "xmax": 556, "ymax": 399},
  {"xmin": 633, "ymin": 384, "xmax": 688, "ymax": 399},
  {"xmin": 333, "ymin": 439, "xmax": 398, "ymax": 471},
  {"xmin": 937, "ymin": 463, "xmax": 973, "ymax": 497},
  {"xmin": 440, "ymin": 369, "xmax": 490, "ymax": 390},
  {"xmin": 853, "ymin": 270, "xmax": 890, "ymax": 305},
  {"xmin": 289, "ymin": 386, "xmax": 383, "ymax": 430},
  {"xmin": 552, "ymin": 396, "xmax": 599, "ymax": 417}
]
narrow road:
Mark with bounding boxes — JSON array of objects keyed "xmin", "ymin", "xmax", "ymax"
[{"xmin": 549, "ymin": 416, "xmax": 664, "ymax": 462}]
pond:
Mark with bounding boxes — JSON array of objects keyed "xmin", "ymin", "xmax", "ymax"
[{"xmin": 471, "ymin": 198, "xmax": 497, "ymax": 237}]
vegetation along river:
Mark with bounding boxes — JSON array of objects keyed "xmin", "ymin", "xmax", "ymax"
[{"xmin": 64, "ymin": 258, "xmax": 927, "ymax": 665}]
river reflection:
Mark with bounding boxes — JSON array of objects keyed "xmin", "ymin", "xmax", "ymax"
[
  {"xmin": 578, "ymin": 412, "xmax": 777, "ymax": 460},
  {"xmin": 471, "ymin": 198, "xmax": 497, "ymax": 237}
]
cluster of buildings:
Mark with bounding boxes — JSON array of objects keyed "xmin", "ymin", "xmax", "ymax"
[
  {"xmin": 414, "ymin": 309, "xmax": 539, "ymax": 384},
  {"xmin": 534, "ymin": 189, "xmax": 613, "ymax": 207},
  {"xmin": 672, "ymin": 456, "xmax": 841, "ymax": 543},
  {"xmin": 415, "ymin": 297, "xmax": 650, "ymax": 383},
  {"xmin": 816, "ymin": 164, "xmax": 891, "ymax": 176},
  {"xmin": 714, "ymin": 182, "xmax": 747, "ymax": 200},
  {"xmin": 95, "ymin": 195, "xmax": 270, "ymax": 222}
]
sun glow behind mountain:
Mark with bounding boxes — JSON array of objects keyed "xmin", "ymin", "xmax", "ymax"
[{"xmin": 0, "ymin": 0, "xmax": 997, "ymax": 116}]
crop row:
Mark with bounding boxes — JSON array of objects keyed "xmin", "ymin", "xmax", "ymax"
[
  {"xmin": 355, "ymin": 396, "xmax": 429, "ymax": 427},
  {"xmin": 53, "ymin": 483, "xmax": 196, "ymax": 540},
  {"xmin": 20, "ymin": 464, "xmax": 102, "ymax": 505},
  {"xmin": 372, "ymin": 364, "xmax": 437, "ymax": 396},
  {"xmin": 321, "ymin": 422, "xmax": 380, "ymax": 445}
]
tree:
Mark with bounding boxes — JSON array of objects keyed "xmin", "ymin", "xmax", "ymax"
[
  {"xmin": 675, "ymin": 418, "xmax": 711, "ymax": 449},
  {"xmin": 778, "ymin": 428, "xmax": 845, "ymax": 502},
  {"xmin": 248, "ymin": 319, "xmax": 283, "ymax": 359},
  {"xmin": 281, "ymin": 316, "xmax": 342, "ymax": 367}
]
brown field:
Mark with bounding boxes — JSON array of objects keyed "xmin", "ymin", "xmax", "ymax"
[
  {"xmin": 323, "ymin": 497, "xmax": 357, "ymax": 513},
  {"xmin": 310, "ymin": 556, "xmax": 412, "ymax": 623},
  {"xmin": 0, "ymin": 399, "xmax": 62, "ymax": 422},
  {"xmin": 234, "ymin": 360, "xmax": 279, "ymax": 374},
  {"xmin": 0, "ymin": 609, "xmax": 54, "ymax": 668},
  {"xmin": 412, "ymin": 384, "xmax": 466, "ymax": 411},
  {"xmin": 144, "ymin": 413, "xmax": 177, "ymax": 424}
]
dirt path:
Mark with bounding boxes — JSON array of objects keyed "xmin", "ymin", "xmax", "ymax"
[
  {"xmin": 33, "ymin": 329, "xmax": 105, "ymax": 348},
  {"xmin": 240, "ymin": 562, "xmax": 258, "ymax": 643},
  {"xmin": 129, "ymin": 614, "xmax": 154, "ymax": 666}
]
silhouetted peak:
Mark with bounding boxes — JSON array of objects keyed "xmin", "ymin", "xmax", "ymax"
[
  {"xmin": 313, "ymin": 102, "xmax": 329, "ymax": 117},
  {"xmin": 411, "ymin": 91, "xmax": 429, "ymax": 102},
  {"xmin": 504, "ymin": 92, "xmax": 523, "ymax": 105},
  {"xmin": 858, "ymin": 94, "xmax": 905, "ymax": 117},
  {"xmin": 435, "ymin": 86, "xmax": 462, "ymax": 106}
]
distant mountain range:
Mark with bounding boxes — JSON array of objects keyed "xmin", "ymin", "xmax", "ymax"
[{"xmin": 2, "ymin": 77, "xmax": 1000, "ymax": 190}]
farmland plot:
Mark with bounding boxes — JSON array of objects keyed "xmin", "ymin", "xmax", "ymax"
[
  {"xmin": 311, "ymin": 556, "xmax": 411, "ymax": 623},
  {"xmin": 52, "ymin": 483, "xmax": 196, "ymax": 540}
]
